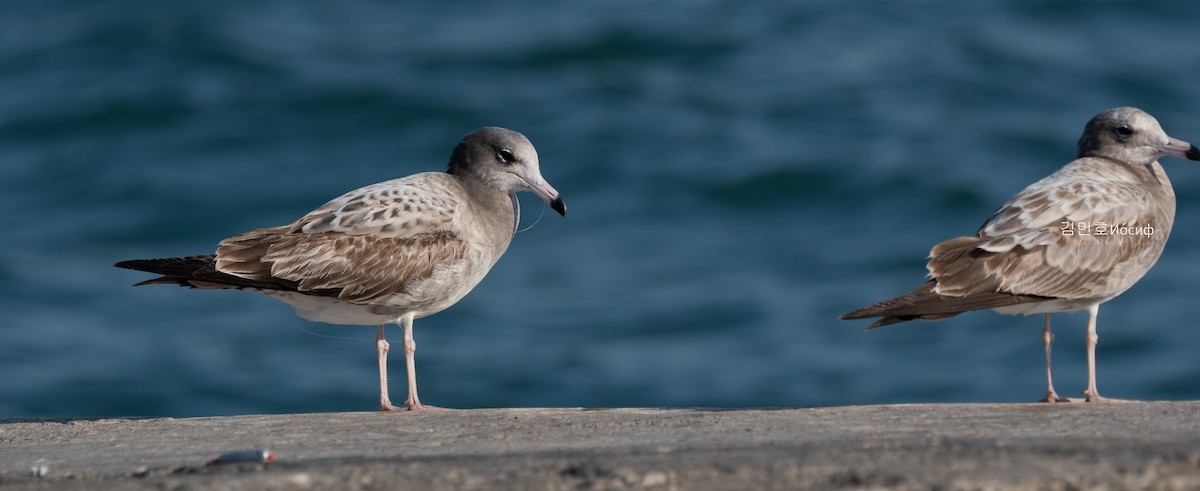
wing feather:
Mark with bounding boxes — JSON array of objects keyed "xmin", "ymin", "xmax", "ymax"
[
  {"xmin": 214, "ymin": 173, "xmax": 474, "ymax": 304},
  {"xmin": 955, "ymin": 172, "xmax": 1168, "ymax": 300},
  {"xmin": 844, "ymin": 159, "xmax": 1173, "ymax": 325}
]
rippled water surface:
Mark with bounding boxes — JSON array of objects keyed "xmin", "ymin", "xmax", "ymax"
[{"xmin": 4, "ymin": 1, "xmax": 1200, "ymax": 417}]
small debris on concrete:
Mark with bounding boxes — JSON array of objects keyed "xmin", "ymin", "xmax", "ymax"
[{"xmin": 209, "ymin": 449, "xmax": 275, "ymax": 465}]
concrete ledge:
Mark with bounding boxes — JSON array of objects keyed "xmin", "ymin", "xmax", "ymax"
[{"xmin": 2, "ymin": 403, "xmax": 1200, "ymax": 490}]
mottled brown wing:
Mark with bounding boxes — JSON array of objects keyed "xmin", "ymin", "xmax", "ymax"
[
  {"xmin": 842, "ymin": 164, "xmax": 1168, "ymax": 325},
  {"xmin": 937, "ymin": 175, "xmax": 1167, "ymax": 300},
  {"xmin": 213, "ymin": 173, "xmax": 475, "ymax": 304},
  {"xmin": 216, "ymin": 227, "xmax": 468, "ymax": 303}
]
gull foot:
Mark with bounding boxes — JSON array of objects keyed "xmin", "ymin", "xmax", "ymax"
[
  {"xmin": 1037, "ymin": 391, "xmax": 1074, "ymax": 403},
  {"xmin": 381, "ymin": 402, "xmax": 451, "ymax": 411},
  {"xmin": 404, "ymin": 402, "xmax": 451, "ymax": 411},
  {"xmin": 403, "ymin": 400, "xmax": 451, "ymax": 410},
  {"xmin": 1083, "ymin": 392, "xmax": 1136, "ymax": 403}
]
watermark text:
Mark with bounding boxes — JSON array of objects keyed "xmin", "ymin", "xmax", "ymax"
[{"xmin": 1060, "ymin": 221, "xmax": 1154, "ymax": 237}]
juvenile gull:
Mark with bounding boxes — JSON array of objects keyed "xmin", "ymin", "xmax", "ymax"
[
  {"xmin": 116, "ymin": 127, "xmax": 566, "ymax": 411},
  {"xmin": 842, "ymin": 107, "xmax": 1199, "ymax": 402}
]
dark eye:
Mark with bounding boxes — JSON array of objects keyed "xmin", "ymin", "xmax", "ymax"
[
  {"xmin": 496, "ymin": 149, "xmax": 515, "ymax": 164},
  {"xmin": 1115, "ymin": 125, "xmax": 1134, "ymax": 137}
]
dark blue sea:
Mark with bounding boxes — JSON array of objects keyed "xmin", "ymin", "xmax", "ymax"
[{"xmin": 5, "ymin": 1, "xmax": 1200, "ymax": 418}]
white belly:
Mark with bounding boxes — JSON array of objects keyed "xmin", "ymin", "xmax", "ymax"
[
  {"xmin": 262, "ymin": 291, "xmax": 410, "ymax": 325},
  {"xmin": 992, "ymin": 296, "xmax": 1111, "ymax": 316}
]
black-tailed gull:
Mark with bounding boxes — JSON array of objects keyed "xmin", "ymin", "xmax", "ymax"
[
  {"xmin": 842, "ymin": 107, "xmax": 1199, "ymax": 402},
  {"xmin": 116, "ymin": 126, "xmax": 566, "ymax": 411}
]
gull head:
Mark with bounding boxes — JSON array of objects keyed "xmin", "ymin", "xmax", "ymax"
[
  {"xmin": 1077, "ymin": 107, "xmax": 1200, "ymax": 165},
  {"xmin": 447, "ymin": 126, "xmax": 566, "ymax": 217}
]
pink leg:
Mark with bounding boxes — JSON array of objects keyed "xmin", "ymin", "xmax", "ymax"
[
  {"xmin": 377, "ymin": 325, "xmax": 403, "ymax": 411},
  {"xmin": 1082, "ymin": 304, "xmax": 1131, "ymax": 403},
  {"xmin": 400, "ymin": 313, "xmax": 442, "ymax": 411},
  {"xmin": 1038, "ymin": 314, "xmax": 1072, "ymax": 403}
]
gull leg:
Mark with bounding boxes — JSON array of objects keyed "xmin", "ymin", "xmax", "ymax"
[
  {"xmin": 1038, "ymin": 314, "xmax": 1072, "ymax": 403},
  {"xmin": 400, "ymin": 313, "xmax": 443, "ymax": 411},
  {"xmin": 1082, "ymin": 304, "xmax": 1130, "ymax": 403},
  {"xmin": 377, "ymin": 325, "xmax": 403, "ymax": 411}
]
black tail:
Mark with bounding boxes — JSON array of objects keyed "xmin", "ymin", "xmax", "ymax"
[
  {"xmin": 114, "ymin": 255, "xmax": 221, "ymax": 287},
  {"xmin": 114, "ymin": 255, "xmax": 340, "ymax": 297},
  {"xmin": 840, "ymin": 281, "xmax": 1051, "ymax": 329},
  {"xmin": 839, "ymin": 282, "xmax": 960, "ymax": 328}
]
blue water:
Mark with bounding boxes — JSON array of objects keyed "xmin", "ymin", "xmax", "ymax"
[{"xmin": 5, "ymin": 1, "xmax": 1200, "ymax": 418}]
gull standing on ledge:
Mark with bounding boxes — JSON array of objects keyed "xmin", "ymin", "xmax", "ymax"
[
  {"xmin": 841, "ymin": 107, "xmax": 1199, "ymax": 402},
  {"xmin": 116, "ymin": 127, "xmax": 566, "ymax": 411}
]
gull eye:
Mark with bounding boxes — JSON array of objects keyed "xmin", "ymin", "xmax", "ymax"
[
  {"xmin": 496, "ymin": 148, "xmax": 515, "ymax": 164},
  {"xmin": 1115, "ymin": 125, "xmax": 1134, "ymax": 137}
]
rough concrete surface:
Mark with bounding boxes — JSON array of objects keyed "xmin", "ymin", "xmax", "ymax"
[{"xmin": 2, "ymin": 403, "xmax": 1199, "ymax": 490}]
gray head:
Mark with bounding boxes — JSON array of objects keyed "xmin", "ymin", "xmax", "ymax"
[
  {"xmin": 447, "ymin": 126, "xmax": 566, "ymax": 216},
  {"xmin": 1076, "ymin": 107, "xmax": 1200, "ymax": 165}
]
